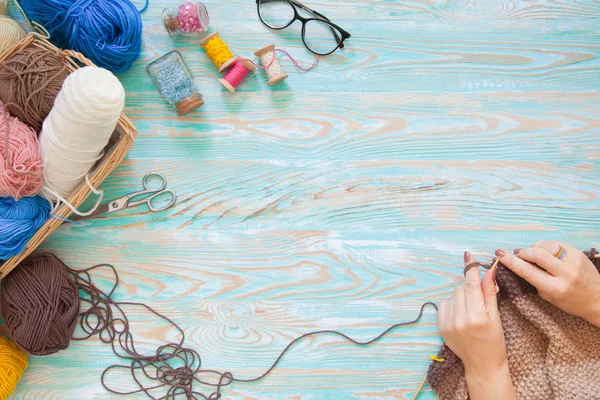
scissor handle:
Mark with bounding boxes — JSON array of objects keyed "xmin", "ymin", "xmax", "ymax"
[
  {"xmin": 146, "ymin": 189, "xmax": 177, "ymax": 212},
  {"xmin": 143, "ymin": 172, "xmax": 168, "ymax": 192}
]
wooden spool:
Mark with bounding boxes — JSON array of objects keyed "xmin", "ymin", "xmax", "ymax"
[
  {"xmin": 200, "ymin": 32, "xmax": 236, "ymax": 73},
  {"xmin": 218, "ymin": 58, "xmax": 256, "ymax": 93},
  {"xmin": 254, "ymin": 44, "xmax": 288, "ymax": 86}
]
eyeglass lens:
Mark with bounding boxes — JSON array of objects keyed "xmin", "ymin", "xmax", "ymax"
[
  {"xmin": 258, "ymin": 0, "xmax": 295, "ymax": 29},
  {"xmin": 303, "ymin": 20, "xmax": 341, "ymax": 55}
]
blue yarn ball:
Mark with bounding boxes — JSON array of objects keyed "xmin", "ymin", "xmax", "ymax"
[
  {"xmin": 19, "ymin": 0, "xmax": 148, "ymax": 73},
  {"xmin": 0, "ymin": 197, "xmax": 51, "ymax": 261}
]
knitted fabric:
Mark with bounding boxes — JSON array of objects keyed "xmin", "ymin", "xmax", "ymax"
[{"xmin": 428, "ymin": 249, "xmax": 600, "ymax": 400}]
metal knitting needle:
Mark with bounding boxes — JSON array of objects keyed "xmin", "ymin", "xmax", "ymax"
[{"xmin": 411, "ymin": 375, "xmax": 428, "ymax": 400}]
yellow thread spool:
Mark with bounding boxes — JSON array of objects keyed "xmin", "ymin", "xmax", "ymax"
[
  {"xmin": 0, "ymin": 336, "xmax": 28, "ymax": 399},
  {"xmin": 200, "ymin": 32, "xmax": 236, "ymax": 73}
]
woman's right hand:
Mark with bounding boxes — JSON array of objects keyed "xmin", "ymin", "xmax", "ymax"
[{"xmin": 497, "ymin": 241, "xmax": 600, "ymax": 328}]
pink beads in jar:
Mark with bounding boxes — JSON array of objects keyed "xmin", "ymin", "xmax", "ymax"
[{"xmin": 162, "ymin": 1, "xmax": 210, "ymax": 38}]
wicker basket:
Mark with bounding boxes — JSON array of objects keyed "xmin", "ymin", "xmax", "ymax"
[{"xmin": 0, "ymin": 33, "xmax": 137, "ymax": 278}]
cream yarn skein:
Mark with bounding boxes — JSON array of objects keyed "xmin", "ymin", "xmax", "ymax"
[
  {"xmin": 39, "ymin": 66, "xmax": 124, "ymax": 211},
  {"xmin": 0, "ymin": 0, "xmax": 9, "ymax": 15},
  {"xmin": 0, "ymin": 16, "xmax": 25, "ymax": 56}
]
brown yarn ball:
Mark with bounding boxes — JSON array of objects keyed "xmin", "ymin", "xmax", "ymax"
[
  {"xmin": 0, "ymin": 47, "xmax": 69, "ymax": 131},
  {"xmin": 1, "ymin": 252, "xmax": 80, "ymax": 356}
]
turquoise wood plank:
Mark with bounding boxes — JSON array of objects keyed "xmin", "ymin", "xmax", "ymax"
[{"xmin": 7, "ymin": 0, "xmax": 600, "ymax": 399}]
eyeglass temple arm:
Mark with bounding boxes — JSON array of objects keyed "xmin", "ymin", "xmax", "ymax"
[{"xmin": 289, "ymin": 0, "xmax": 344, "ymax": 47}]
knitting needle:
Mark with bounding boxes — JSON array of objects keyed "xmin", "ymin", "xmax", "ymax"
[
  {"xmin": 411, "ymin": 375, "xmax": 427, "ymax": 400},
  {"xmin": 491, "ymin": 256, "xmax": 501, "ymax": 270}
]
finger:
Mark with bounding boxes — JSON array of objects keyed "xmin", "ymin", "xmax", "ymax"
[
  {"xmin": 481, "ymin": 267, "xmax": 499, "ymax": 318},
  {"xmin": 438, "ymin": 299, "xmax": 451, "ymax": 333},
  {"xmin": 463, "ymin": 251, "xmax": 485, "ymax": 312},
  {"xmin": 531, "ymin": 241, "xmax": 577, "ymax": 263},
  {"xmin": 514, "ymin": 247, "xmax": 563, "ymax": 276},
  {"xmin": 496, "ymin": 249, "xmax": 555, "ymax": 292},
  {"xmin": 452, "ymin": 285, "xmax": 466, "ymax": 323}
]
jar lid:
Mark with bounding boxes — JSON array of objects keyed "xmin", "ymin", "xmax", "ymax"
[
  {"xmin": 162, "ymin": 9, "xmax": 180, "ymax": 38},
  {"xmin": 175, "ymin": 93, "xmax": 204, "ymax": 116}
]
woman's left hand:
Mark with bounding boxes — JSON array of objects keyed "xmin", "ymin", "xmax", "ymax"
[{"xmin": 497, "ymin": 241, "xmax": 600, "ymax": 328}]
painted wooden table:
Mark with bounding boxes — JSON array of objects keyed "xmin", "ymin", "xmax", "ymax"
[{"xmin": 11, "ymin": 0, "xmax": 600, "ymax": 398}]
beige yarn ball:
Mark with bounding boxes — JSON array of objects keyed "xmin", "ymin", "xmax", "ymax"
[
  {"xmin": 0, "ymin": 0, "xmax": 8, "ymax": 15},
  {"xmin": 0, "ymin": 17, "xmax": 25, "ymax": 56}
]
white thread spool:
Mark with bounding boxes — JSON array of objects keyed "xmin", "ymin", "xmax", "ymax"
[
  {"xmin": 39, "ymin": 66, "xmax": 124, "ymax": 202},
  {"xmin": 254, "ymin": 44, "xmax": 288, "ymax": 86}
]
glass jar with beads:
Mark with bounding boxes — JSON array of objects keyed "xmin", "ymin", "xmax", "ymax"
[
  {"xmin": 146, "ymin": 50, "xmax": 204, "ymax": 116},
  {"xmin": 162, "ymin": 0, "xmax": 210, "ymax": 38}
]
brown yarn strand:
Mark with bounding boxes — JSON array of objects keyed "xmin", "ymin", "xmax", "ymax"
[
  {"xmin": 10, "ymin": 250, "xmax": 598, "ymax": 398},
  {"xmin": 2, "ymin": 253, "xmax": 438, "ymax": 400},
  {"xmin": 0, "ymin": 46, "xmax": 69, "ymax": 131}
]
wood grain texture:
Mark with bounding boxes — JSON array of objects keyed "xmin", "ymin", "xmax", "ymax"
[{"xmin": 6, "ymin": 0, "xmax": 600, "ymax": 399}]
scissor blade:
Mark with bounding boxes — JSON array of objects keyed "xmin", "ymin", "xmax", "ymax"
[{"xmin": 70, "ymin": 203, "xmax": 111, "ymax": 222}]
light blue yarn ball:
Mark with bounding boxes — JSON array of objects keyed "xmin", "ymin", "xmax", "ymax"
[{"xmin": 0, "ymin": 196, "xmax": 51, "ymax": 260}]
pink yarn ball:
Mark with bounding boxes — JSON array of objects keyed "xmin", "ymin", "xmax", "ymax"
[{"xmin": 0, "ymin": 103, "xmax": 43, "ymax": 200}]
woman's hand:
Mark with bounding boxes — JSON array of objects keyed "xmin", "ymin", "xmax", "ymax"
[
  {"xmin": 497, "ymin": 241, "xmax": 600, "ymax": 328},
  {"xmin": 438, "ymin": 252, "xmax": 516, "ymax": 400}
]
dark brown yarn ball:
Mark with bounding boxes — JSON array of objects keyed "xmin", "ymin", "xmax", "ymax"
[
  {"xmin": 1, "ymin": 252, "xmax": 80, "ymax": 355},
  {"xmin": 0, "ymin": 47, "xmax": 69, "ymax": 131}
]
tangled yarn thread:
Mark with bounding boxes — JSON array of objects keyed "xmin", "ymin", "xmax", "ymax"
[
  {"xmin": 0, "ymin": 336, "xmax": 28, "ymax": 399},
  {"xmin": 0, "ymin": 196, "xmax": 50, "ymax": 260},
  {"xmin": 1, "ymin": 252, "xmax": 436, "ymax": 399},
  {"xmin": 18, "ymin": 0, "xmax": 148, "ymax": 73},
  {"xmin": 0, "ymin": 46, "xmax": 69, "ymax": 132},
  {"xmin": 0, "ymin": 103, "xmax": 43, "ymax": 200}
]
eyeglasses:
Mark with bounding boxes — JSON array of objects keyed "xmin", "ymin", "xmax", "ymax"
[{"xmin": 256, "ymin": 0, "xmax": 351, "ymax": 56}]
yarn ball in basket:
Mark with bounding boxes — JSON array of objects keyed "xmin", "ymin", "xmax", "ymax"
[
  {"xmin": 0, "ymin": 17, "xmax": 25, "ymax": 57},
  {"xmin": 0, "ymin": 336, "xmax": 28, "ymax": 399},
  {"xmin": 18, "ymin": 0, "xmax": 145, "ymax": 73},
  {"xmin": 1, "ymin": 253, "xmax": 80, "ymax": 356},
  {"xmin": 39, "ymin": 66, "xmax": 125, "ymax": 199},
  {"xmin": 0, "ymin": 102, "xmax": 43, "ymax": 200},
  {"xmin": 0, "ymin": 196, "xmax": 50, "ymax": 260},
  {"xmin": 0, "ymin": 46, "xmax": 69, "ymax": 131}
]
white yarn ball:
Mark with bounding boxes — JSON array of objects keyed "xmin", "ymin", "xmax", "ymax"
[
  {"xmin": 0, "ymin": 0, "xmax": 8, "ymax": 15},
  {"xmin": 0, "ymin": 17, "xmax": 25, "ymax": 56},
  {"xmin": 39, "ymin": 66, "xmax": 125, "ymax": 200}
]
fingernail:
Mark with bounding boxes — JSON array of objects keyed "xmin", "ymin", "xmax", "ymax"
[
  {"xmin": 495, "ymin": 249, "xmax": 505, "ymax": 257},
  {"xmin": 495, "ymin": 282, "xmax": 500, "ymax": 293},
  {"xmin": 464, "ymin": 251, "xmax": 470, "ymax": 263},
  {"xmin": 513, "ymin": 248, "xmax": 521, "ymax": 254}
]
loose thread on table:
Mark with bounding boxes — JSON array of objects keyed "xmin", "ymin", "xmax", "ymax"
[
  {"xmin": 240, "ymin": 49, "xmax": 319, "ymax": 72},
  {"xmin": 42, "ymin": 255, "xmax": 439, "ymax": 400}
]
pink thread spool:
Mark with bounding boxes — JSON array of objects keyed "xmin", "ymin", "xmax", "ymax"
[
  {"xmin": 218, "ymin": 59, "xmax": 256, "ymax": 93},
  {"xmin": 163, "ymin": 0, "xmax": 210, "ymax": 39}
]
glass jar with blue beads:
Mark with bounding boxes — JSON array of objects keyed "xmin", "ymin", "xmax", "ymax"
[{"xmin": 146, "ymin": 50, "xmax": 204, "ymax": 116}]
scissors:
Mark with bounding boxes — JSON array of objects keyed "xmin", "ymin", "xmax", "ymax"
[{"xmin": 72, "ymin": 173, "xmax": 176, "ymax": 221}]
